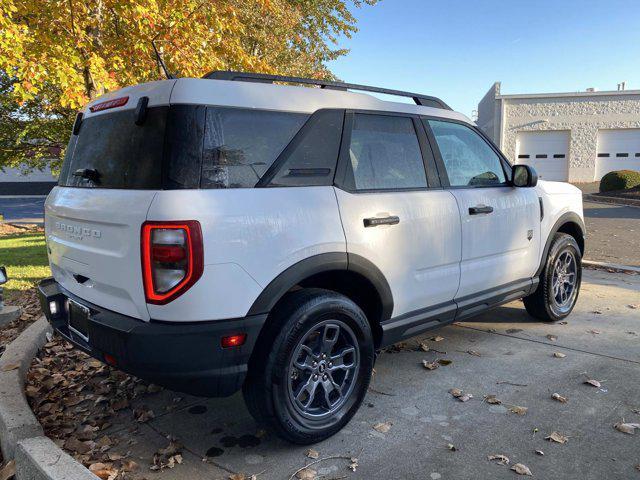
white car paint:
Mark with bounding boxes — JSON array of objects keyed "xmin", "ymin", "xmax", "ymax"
[{"xmin": 45, "ymin": 78, "xmax": 585, "ymax": 325}]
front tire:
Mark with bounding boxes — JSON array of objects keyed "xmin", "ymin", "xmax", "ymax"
[
  {"xmin": 524, "ymin": 232, "xmax": 582, "ymax": 322},
  {"xmin": 242, "ymin": 288, "xmax": 374, "ymax": 444}
]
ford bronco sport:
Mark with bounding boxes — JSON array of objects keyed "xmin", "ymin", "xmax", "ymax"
[{"xmin": 38, "ymin": 72, "xmax": 585, "ymax": 444}]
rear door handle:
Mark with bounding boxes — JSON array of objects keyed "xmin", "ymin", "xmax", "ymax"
[
  {"xmin": 469, "ymin": 205, "xmax": 494, "ymax": 215},
  {"xmin": 363, "ymin": 216, "xmax": 400, "ymax": 227}
]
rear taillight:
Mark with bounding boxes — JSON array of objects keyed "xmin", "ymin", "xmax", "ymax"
[{"xmin": 141, "ymin": 221, "xmax": 203, "ymax": 304}]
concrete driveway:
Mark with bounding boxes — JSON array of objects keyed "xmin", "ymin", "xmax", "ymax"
[
  {"xmin": 584, "ymin": 201, "xmax": 640, "ymax": 267},
  {"xmin": 95, "ymin": 269, "xmax": 640, "ymax": 480}
]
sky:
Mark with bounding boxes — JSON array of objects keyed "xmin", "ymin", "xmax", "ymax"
[{"xmin": 329, "ymin": 0, "xmax": 640, "ymax": 118}]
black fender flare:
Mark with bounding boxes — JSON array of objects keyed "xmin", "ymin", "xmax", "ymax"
[
  {"xmin": 535, "ymin": 212, "xmax": 586, "ymax": 277},
  {"xmin": 247, "ymin": 252, "xmax": 394, "ymax": 320}
]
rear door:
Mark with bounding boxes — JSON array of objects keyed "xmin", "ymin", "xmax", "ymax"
[
  {"xmin": 334, "ymin": 112, "xmax": 461, "ymax": 320},
  {"xmin": 46, "ymin": 84, "xmax": 174, "ymax": 320},
  {"xmin": 424, "ymin": 119, "xmax": 540, "ymax": 302}
]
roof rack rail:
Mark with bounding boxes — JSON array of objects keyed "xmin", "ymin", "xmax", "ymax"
[{"xmin": 203, "ymin": 71, "xmax": 452, "ymax": 110}]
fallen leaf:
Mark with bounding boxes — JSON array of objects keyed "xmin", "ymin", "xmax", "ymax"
[
  {"xmin": 133, "ymin": 406, "xmax": 155, "ymax": 423},
  {"xmin": 487, "ymin": 454, "xmax": 510, "ymax": 465},
  {"xmin": 511, "ymin": 463, "xmax": 533, "ymax": 476},
  {"xmin": 584, "ymin": 378, "xmax": 601, "ymax": 388},
  {"xmin": 296, "ymin": 468, "xmax": 317, "ymax": 480},
  {"xmin": 422, "ymin": 360, "xmax": 439, "ymax": 370},
  {"xmin": 446, "ymin": 443, "xmax": 457, "ymax": 451},
  {"xmin": 306, "ymin": 449, "xmax": 319, "ymax": 459},
  {"xmin": 449, "ymin": 388, "xmax": 473, "ymax": 402},
  {"xmin": 437, "ymin": 359, "xmax": 452, "ymax": 366},
  {"xmin": 64, "ymin": 437, "xmax": 94, "ymax": 454},
  {"xmin": 122, "ymin": 460, "xmax": 139, "ymax": 472},
  {"xmin": 467, "ymin": 350, "xmax": 481, "ymax": 357},
  {"xmin": 484, "ymin": 395, "xmax": 502, "ymax": 405},
  {"xmin": 419, "ymin": 342, "xmax": 430, "ymax": 352},
  {"xmin": 509, "ymin": 405, "xmax": 528, "ymax": 415},
  {"xmin": 506, "ymin": 328, "xmax": 523, "ymax": 334},
  {"xmin": 546, "ymin": 334, "xmax": 557, "ymax": 342},
  {"xmin": 0, "ymin": 363, "xmax": 19, "ymax": 372},
  {"xmin": 535, "ymin": 450, "xmax": 544, "ymax": 456},
  {"xmin": 551, "ymin": 393, "xmax": 568, "ymax": 403},
  {"xmin": 0, "ymin": 460, "xmax": 16, "ymax": 480},
  {"xmin": 592, "ymin": 310, "xmax": 602, "ymax": 315},
  {"xmin": 587, "ymin": 329, "xmax": 601, "ymax": 335},
  {"xmin": 373, "ymin": 421, "xmax": 392, "ymax": 433},
  {"xmin": 614, "ymin": 422, "xmax": 640, "ymax": 435},
  {"xmin": 553, "ymin": 352, "xmax": 566, "ymax": 358},
  {"xmin": 229, "ymin": 474, "xmax": 246, "ymax": 480},
  {"xmin": 431, "ymin": 335, "xmax": 445, "ymax": 342},
  {"xmin": 546, "ymin": 431, "xmax": 569, "ymax": 444},
  {"xmin": 349, "ymin": 457, "xmax": 359, "ymax": 471},
  {"xmin": 628, "ymin": 304, "xmax": 639, "ymax": 309}
]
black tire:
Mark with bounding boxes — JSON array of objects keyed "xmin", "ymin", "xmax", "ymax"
[
  {"xmin": 524, "ymin": 232, "xmax": 582, "ymax": 322},
  {"xmin": 242, "ymin": 288, "xmax": 374, "ymax": 444}
]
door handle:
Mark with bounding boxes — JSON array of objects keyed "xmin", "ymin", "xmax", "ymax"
[
  {"xmin": 363, "ymin": 216, "xmax": 400, "ymax": 227},
  {"xmin": 469, "ymin": 205, "xmax": 494, "ymax": 215}
]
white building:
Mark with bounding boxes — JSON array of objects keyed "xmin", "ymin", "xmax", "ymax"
[{"xmin": 477, "ymin": 82, "xmax": 640, "ymax": 183}]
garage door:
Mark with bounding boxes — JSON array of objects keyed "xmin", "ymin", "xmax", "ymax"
[
  {"xmin": 515, "ymin": 131, "xmax": 569, "ymax": 182},
  {"xmin": 596, "ymin": 129, "xmax": 640, "ymax": 180}
]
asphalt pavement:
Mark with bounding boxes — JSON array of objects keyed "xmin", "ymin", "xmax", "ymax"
[{"xmin": 94, "ymin": 269, "xmax": 640, "ymax": 480}]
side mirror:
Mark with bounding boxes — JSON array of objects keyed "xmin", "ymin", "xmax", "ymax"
[{"xmin": 512, "ymin": 164, "xmax": 538, "ymax": 187}]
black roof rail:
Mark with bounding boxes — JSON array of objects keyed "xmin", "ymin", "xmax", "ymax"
[{"xmin": 203, "ymin": 71, "xmax": 452, "ymax": 110}]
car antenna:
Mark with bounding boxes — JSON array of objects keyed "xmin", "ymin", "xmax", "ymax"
[{"xmin": 151, "ymin": 38, "xmax": 176, "ymax": 80}]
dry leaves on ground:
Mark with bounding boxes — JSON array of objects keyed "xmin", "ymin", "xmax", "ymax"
[
  {"xmin": 484, "ymin": 395, "xmax": 502, "ymax": 405},
  {"xmin": 422, "ymin": 360, "xmax": 439, "ymax": 370},
  {"xmin": 546, "ymin": 431, "xmax": 569, "ymax": 444},
  {"xmin": 614, "ymin": 422, "xmax": 640, "ymax": 435},
  {"xmin": 430, "ymin": 335, "xmax": 445, "ymax": 342},
  {"xmin": 584, "ymin": 378, "xmax": 602, "ymax": 388},
  {"xmin": 546, "ymin": 334, "xmax": 558, "ymax": 342},
  {"xmin": 0, "ymin": 289, "xmax": 42, "ymax": 357},
  {"xmin": 373, "ymin": 421, "xmax": 393, "ymax": 433},
  {"xmin": 446, "ymin": 443, "xmax": 456, "ymax": 451},
  {"xmin": 587, "ymin": 329, "xmax": 602, "ymax": 335},
  {"xmin": 553, "ymin": 352, "xmax": 566, "ymax": 358},
  {"xmin": 349, "ymin": 457, "xmax": 359, "ymax": 471},
  {"xmin": 306, "ymin": 449, "xmax": 319, "ymax": 459},
  {"xmin": 487, "ymin": 454, "xmax": 510, "ymax": 465},
  {"xmin": 551, "ymin": 393, "xmax": 568, "ymax": 403},
  {"xmin": 25, "ymin": 334, "xmax": 167, "ymax": 478},
  {"xmin": 151, "ymin": 440, "xmax": 184, "ymax": 471},
  {"xmin": 449, "ymin": 388, "xmax": 473, "ymax": 402},
  {"xmin": 509, "ymin": 405, "xmax": 528, "ymax": 415},
  {"xmin": 295, "ymin": 468, "xmax": 317, "ymax": 480},
  {"xmin": 511, "ymin": 463, "xmax": 533, "ymax": 476}
]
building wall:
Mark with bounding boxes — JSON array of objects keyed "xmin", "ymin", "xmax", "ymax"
[
  {"xmin": 477, "ymin": 82, "xmax": 502, "ymax": 144},
  {"xmin": 0, "ymin": 166, "xmax": 57, "ymax": 195},
  {"xmin": 499, "ymin": 94, "xmax": 640, "ymax": 182}
]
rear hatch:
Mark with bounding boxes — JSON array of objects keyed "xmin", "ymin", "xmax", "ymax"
[{"xmin": 46, "ymin": 81, "xmax": 175, "ymax": 320}]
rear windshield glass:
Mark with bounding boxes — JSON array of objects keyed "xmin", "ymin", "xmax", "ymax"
[
  {"xmin": 59, "ymin": 105, "xmax": 309, "ymax": 190},
  {"xmin": 58, "ymin": 107, "xmax": 167, "ymax": 189}
]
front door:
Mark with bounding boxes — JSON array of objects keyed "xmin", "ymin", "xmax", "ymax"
[
  {"xmin": 334, "ymin": 112, "xmax": 462, "ymax": 319},
  {"xmin": 424, "ymin": 119, "xmax": 540, "ymax": 300}
]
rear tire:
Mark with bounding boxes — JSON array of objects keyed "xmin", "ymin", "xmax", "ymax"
[
  {"xmin": 524, "ymin": 232, "xmax": 582, "ymax": 322},
  {"xmin": 242, "ymin": 288, "xmax": 374, "ymax": 444}
]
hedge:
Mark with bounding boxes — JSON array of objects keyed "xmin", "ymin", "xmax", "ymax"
[{"xmin": 599, "ymin": 170, "xmax": 640, "ymax": 192}]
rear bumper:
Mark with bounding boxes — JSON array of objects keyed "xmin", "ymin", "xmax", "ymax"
[{"xmin": 37, "ymin": 278, "xmax": 266, "ymax": 397}]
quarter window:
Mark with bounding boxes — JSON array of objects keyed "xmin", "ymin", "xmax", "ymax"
[
  {"xmin": 348, "ymin": 114, "xmax": 427, "ymax": 190},
  {"xmin": 428, "ymin": 120, "xmax": 507, "ymax": 187}
]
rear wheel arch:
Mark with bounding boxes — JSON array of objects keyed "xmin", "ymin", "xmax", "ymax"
[{"xmin": 247, "ymin": 253, "xmax": 393, "ymax": 348}]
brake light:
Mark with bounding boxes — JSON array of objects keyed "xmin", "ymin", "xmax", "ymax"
[
  {"xmin": 141, "ymin": 221, "xmax": 203, "ymax": 304},
  {"xmin": 89, "ymin": 96, "xmax": 129, "ymax": 112}
]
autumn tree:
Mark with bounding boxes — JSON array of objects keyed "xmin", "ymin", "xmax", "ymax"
[{"xmin": 0, "ymin": 0, "xmax": 375, "ymax": 172}]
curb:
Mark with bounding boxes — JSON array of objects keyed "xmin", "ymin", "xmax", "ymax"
[
  {"xmin": 0, "ymin": 306, "xmax": 21, "ymax": 328},
  {"xmin": 0, "ymin": 317, "xmax": 99, "ymax": 479},
  {"xmin": 583, "ymin": 194, "xmax": 640, "ymax": 208},
  {"xmin": 16, "ymin": 436, "xmax": 98, "ymax": 480},
  {"xmin": 583, "ymin": 260, "xmax": 640, "ymax": 275},
  {"xmin": 0, "ymin": 318, "xmax": 50, "ymax": 459}
]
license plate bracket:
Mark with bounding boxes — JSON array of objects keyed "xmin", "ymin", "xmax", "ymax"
[{"xmin": 68, "ymin": 299, "xmax": 90, "ymax": 341}]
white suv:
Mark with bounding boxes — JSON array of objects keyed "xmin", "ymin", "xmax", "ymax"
[{"xmin": 38, "ymin": 72, "xmax": 585, "ymax": 444}]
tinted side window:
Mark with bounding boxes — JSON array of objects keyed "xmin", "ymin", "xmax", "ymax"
[
  {"xmin": 428, "ymin": 120, "xmax": 506, "ymax": 187},
  {"xmin": 267, "ymin": 110, "xmax": 343, "ymax": 187},
  {"xmin": 348, "ymin": 114, "xmax": 427, "ymax": 190},
  {"xmin": 202, "ymin": 108, "xmax": 308, "ymax": 188}
]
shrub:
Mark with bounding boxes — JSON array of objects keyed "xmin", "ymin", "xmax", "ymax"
[{"xmin": 599, "ymin": 170, "xmax": 640, "ymax": 192}]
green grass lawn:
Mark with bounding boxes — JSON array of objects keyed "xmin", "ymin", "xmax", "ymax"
[{"xmin": 0, "ymin": 231, "xmax": 50, "ymax": 296}]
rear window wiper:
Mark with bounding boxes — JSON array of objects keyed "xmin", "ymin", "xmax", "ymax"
[{"xmin": 73, "ymin": 168, "xmax": 101, "ymax": 183}]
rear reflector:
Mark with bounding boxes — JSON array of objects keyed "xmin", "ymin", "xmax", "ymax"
[
  {"xmin": 221, "ymin": 334, "xmax": 247, "ymax": 348},
  {"xmin": 141, "ymin": 221, "xmax": 203, "ymax": 305},
  {"xmin": 89, "ymin": 96, "xmax": 129, "ymax": 112}
]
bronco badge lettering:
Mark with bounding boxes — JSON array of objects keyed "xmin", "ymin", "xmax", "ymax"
[{"xmin": 55, "ymin": 221, "xmax": 102, "ymax": 240}]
